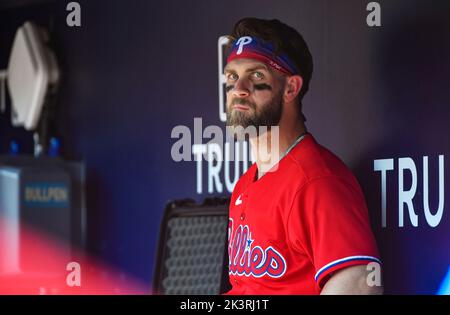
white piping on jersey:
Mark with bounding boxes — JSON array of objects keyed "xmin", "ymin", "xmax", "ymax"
[
  {"xmin": 282, "ymin": 131, "xmax": 308, "ymax": 158},
  {"xmin": 314, "ymin": 255, "xmax": 382, "ymax": 281},
  {"xmin": 257, "ymin": 131, "xmax": 308, "ymax": 180}
]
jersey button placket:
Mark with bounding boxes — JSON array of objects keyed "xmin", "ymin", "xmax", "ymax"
[{"xmin": 240, "ymin": 193, "xmax": 248, "ymax": 221}]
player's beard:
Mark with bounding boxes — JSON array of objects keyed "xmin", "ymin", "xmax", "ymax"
[{"xmin": 226, "ymin": 88, "xmax": 284, "ymax": 131}]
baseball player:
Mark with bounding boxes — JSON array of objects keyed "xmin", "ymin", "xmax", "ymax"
[{"xmin": 224, "ymin": 17, "xmax": 382, "ymax": 294}]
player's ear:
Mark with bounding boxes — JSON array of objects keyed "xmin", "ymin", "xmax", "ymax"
[{"xmin": 284, "ymin": 75, "xmax": 303, "ymax": 103}]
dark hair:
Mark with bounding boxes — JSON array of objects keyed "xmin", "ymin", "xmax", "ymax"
[{"xmin": 227, "ymin": 17, "xmax": 313, "ymax": 110}]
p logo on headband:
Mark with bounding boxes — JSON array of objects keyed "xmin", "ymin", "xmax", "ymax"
[
  {"xmin": 227, "ymin": 36, "xmax": 299, "ymax": 75},
  {"xmin": 236, "ymin": 36, "xmax": 252, "ymax": 55}
]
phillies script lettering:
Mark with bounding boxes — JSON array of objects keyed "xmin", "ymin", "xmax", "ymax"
[{"xmin": 228, "ymin": 219, "xmax": 287, "ymax": 278}]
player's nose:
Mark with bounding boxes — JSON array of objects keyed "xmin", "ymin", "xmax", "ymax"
[{"xmin": 232, "ymin": 78, "xmax": 250, "ymax": 98}]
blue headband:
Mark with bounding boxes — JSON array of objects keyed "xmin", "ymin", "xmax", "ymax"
[{"xmin": 227, "ymin": 36, "xmax": 299, "ymax": 75}]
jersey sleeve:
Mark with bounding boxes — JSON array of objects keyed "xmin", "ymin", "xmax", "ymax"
[{"xmin": 286, "ymin": 176, "xmax": 381, "ymax": 289}]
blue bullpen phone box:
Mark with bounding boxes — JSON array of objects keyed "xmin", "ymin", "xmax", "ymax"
[{"xmin": 0, "ymin": 156, "xmax": 86, "ymax": 275}]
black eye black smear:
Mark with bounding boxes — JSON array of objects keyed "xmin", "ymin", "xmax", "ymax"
[
  {"xmin": 225, "ymin": 85, "xmax": 234, "ymax": 93},
  {"xmin": 225, "ymin": 84, "xmax": 272, "ymax": 92},
  {"xmin": 254, "ymin": 83, "xmax": 272, "ymax": 91}
]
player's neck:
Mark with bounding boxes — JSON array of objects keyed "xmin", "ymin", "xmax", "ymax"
[{"xmin": 250, "ymin": 120, "xmax": 306, "ymax": 179}]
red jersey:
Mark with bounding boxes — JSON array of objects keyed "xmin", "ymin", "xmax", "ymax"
[{"xmin": 226, "ymin": 133, "xmax": 380, "ymax": 294}]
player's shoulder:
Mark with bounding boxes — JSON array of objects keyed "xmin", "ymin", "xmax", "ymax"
[{"xmin": 286, "ymin": 133, "xmax": 357, "ymax": 184}]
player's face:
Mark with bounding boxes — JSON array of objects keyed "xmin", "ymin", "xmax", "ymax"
[{"xmin": 224, "ymin": 58, "xmax": 285, "ymax": 129}]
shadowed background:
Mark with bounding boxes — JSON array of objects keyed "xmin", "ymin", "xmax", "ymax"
[{"xmin": 0, "ymin": 0, "xmax": 448, "ymax": 294}]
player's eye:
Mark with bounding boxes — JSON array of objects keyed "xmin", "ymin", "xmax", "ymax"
[
  {"xmin": 227, "ymin": 73, "xmax": 238, "ymax": 81},
  {"xmin": 253, "ymin": 71, "xmax": 264, "ymax": 79}
]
